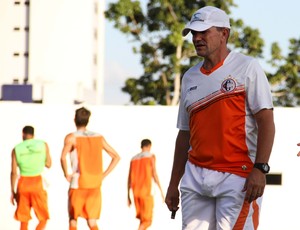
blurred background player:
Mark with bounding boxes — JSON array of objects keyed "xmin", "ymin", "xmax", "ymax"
[
  {"xmin": 127, "ymin": 139, "xmax": 164, "ymax": 230},
  {"xmin": 60, "ymin": 107, "xmax": 120, "ymax": 230},
  {"xmin": 10, "ymin": 125, "xmax": 52, "ymax": 230},
  {"xmin": 296, "ymin": 142, "xmax": 300, "ymax": 156}
]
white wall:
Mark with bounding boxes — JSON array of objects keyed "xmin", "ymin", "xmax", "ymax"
[{"xmin": 0, "ymin": 104, "xmax": 299, "ymax": 229}]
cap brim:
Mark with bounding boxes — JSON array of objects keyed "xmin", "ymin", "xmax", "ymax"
[{"xmin": 182, "ymin": 23, "xmax": 212, "ymax": 36}]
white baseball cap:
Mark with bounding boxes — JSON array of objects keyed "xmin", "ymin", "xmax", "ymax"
[{"xmin": 182, "ymin": 6, "xmax": 231, "ymax": 36}]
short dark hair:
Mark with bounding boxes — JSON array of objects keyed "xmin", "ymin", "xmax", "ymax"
[
  {"xmin": 74, "ymin": 107, "xmax": 91, "ymax": 127},
  {"xmin": 141, "ymin": 139, "xmax": 151, "ymax": 148},
  {"xmin": 22, "ymin": 126, "xmax": 34, "ymax": 135}
]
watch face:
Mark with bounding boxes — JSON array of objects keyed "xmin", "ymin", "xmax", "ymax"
[
  {"xmin": 254, "ymin": 163, "xmax": 270, "ymax": 173},
  {"xmin": 263, "ymin": 164, "xmax": 269, "ymax": 171}
]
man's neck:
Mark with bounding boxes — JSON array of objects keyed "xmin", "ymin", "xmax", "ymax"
[
  {"xmin": 142, "ymin": 146, "xmax": 151, "ymax": 152},
  {"xmin": 203, "ymin": 48, "xmax": 230, "ymax": 71},
  {"xmin": 77, "ymin": 126, "xmax": 87, "ymax": 132},
  {"xmin": 23, "ymin": 135, "xmax": 34, "ymax": 141}
]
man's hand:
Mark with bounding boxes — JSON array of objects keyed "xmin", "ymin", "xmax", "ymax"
[
  {"xmin": 242, "ymin": 168, "xmax": 266, "ymax": 203},
  {"xmin": 10, "ymin": 192, "xmax": 17, "ymax": 205},
  {"xmin": 65, "ymin": 174, "xmax": 72, "ymax": 182},
  {"xmin": 165, "ymin": 186, "xmax": 180, "ymax": 213},
  {"xmin": 127, "ymin": 196, "xmax": 132, "ymax": 207}
]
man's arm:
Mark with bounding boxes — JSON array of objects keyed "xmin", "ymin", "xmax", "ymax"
[
  {"xmin": 102, "ymin": 137, "xmax": 120, "ymax": 179},
  {"xmin": 45, "ymin": 142, "xmax": 52, "ymax": 168},
  {"xmin": 165, "ymin": 130, "xmax": 190, "ymax": 212},
  {"xmin": 253, "ymin": 109, "xmax": 275, "ymax": 163},
  {"xmin": 10, "ymin": 149, "xmax": 18, "ymax": 205},
  {"xmin": 243, "ymin": 109, "xmax": 275, "ymax": 203},
  {"xmin": 60, "ymin": 133, "xmax": 74, "ymax": 181},
  {"xmin": 127, "ymin": 163, "xmax": 132, "ymax": 207},
  {"xmin": 151, "ymin": 155, "xmax": 164, "ymax": 201}
]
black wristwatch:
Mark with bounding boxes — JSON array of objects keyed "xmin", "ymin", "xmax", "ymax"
[{"xmin": 253, "ymin": 163, "xmax": 270, "ymax": 174}]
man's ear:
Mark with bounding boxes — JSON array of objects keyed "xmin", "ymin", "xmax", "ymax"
[{"xmin": 222, "ymin": 28, "xmax": 230, "ymax": 42}]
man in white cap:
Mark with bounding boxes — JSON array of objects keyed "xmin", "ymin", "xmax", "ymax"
[{"xmin": 165, "ymin": 6, "xmax": 275, "ymax": 230}]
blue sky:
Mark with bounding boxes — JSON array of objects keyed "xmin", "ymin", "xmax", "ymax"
[{"xmin": 103, "ymin": 0, "xmax": 300, "ymax": 105}]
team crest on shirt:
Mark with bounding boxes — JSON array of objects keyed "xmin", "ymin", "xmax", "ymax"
[{"xmin": 221, "ymin": 76, "xmax": 237, "ymax": 93}]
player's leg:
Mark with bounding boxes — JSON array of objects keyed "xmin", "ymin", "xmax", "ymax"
[
  {"xmin": 35, "ymin": 220, "xmax": 47, "ymax": 230},
  {"xmin": 30, "ymin": 177, "xmax": 49, "ymax": 230},
  {"xmin": 32, "ymin": 193, "xmax": 49, "ymax": 230},
  {"xmin": 181, "ymin": 189, "xmax": 216, "ymax": 230},
  {"xmin": 138, "ymin": 195, "xmax": 153, "ymax": 230},
  {"xmin": 15, "ymin": 177, "xmax": 32, "ymax": 230},
  {"xmin": 180, "ymin": 162, "xmax": 217, "ymax": 230},
  {"xmin": 85, "ymin": 189, "xmax": 101, "ymax": 230},
  {"xmin": 68, "ymin": 188, "xmax": 86, "ymax": 230},
  {"xmin": 139, "ymin": 222, "xmax": 151, "ymax": 230},
  {"xmin": 87, "ymin": 219, "xmax": 99, "ymax": 230},
  {"xmin": 20, "ymin": 222, "xmax": 28, "ymax": 230},
  {"xmin": 133, "ymin": 196, "xmax": 141, "ymax": 220},
  {"xmin": 232, "ymin": 198, "xmax": 262, "ymax": 230},
  {"xmin": 69, "ymin": 219, "xmax": 77, "ymax": 230},
  {"xmin": 215, "ymin": 173, "xmax": 250, "ymax": 230}
]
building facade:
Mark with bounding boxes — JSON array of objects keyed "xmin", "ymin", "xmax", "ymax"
[{"xmin": 0, "ymin": 0, "xmax": 105, "ymax": 104}]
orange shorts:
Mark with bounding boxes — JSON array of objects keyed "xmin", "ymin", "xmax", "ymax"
[
  {"xmin": 68, "ymin": 188, "xmax": 101, "ymax": 220},
  {"xmin": 15, "ymin": 175, "xmax": 49, "ymax": 222},
  {"xmin": 133, "ymin": 195, "xmax": 153, "ymax": 223}
]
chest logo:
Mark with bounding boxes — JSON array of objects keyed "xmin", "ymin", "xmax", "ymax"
[
  {"xmin": 221, "ymin": 77, "xmax": 236, "ymax": 93},
  {"xmin": 188, "ymin": 86, "xmax": 197, "ymax": 92}
]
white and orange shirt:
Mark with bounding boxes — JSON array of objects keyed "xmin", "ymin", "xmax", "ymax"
[
  {"xmin": 177, "ymin": 51, "xmax": 273, "ymax": 178},
  {"xmin": 69, "ymin": 130, "xmax": 103, "ymax": 189}
]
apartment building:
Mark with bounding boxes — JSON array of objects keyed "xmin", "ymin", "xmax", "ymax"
[{"xmin": 0, "ymin": 0, "xmax": 105, "ymax": 104}]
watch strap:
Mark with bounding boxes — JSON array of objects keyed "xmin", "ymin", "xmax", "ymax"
[{"xmin": 253, "ymin": 163, "xmax": 270, "ymax": 174}]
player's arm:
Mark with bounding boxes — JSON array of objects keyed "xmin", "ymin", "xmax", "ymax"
[
  {"xmin": 10, "ymin": 149, "xmax": 18, "ymax": 205},
  {"xmin": 45, "ymin": 142, "xmax": 52, "ymax": 168},
  {"xmin": 253, "ymin": 109, "xmax": 275, "ymax": 163},
  {"xmin": 127, "ymin": 163, "xmax": 132, "ymax": 207},
  {"xmin": 151, "ymin": 155, "xmax": 164, "ymax": 201},
  {"xmin": 102, "ymin": 137, "xmax": 120, "ymax": 179},
  {"xmin": 60, "ymin": 133, "xmax": 74, "ymax": 181},
  {"xmin": 243, "ymin": 108, "xmax": 275, "ymax": 203},
  {"xmin": 165, "ymin": 130, "xmax": 190, "ymax": 212}
]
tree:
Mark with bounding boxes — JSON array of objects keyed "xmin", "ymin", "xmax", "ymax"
[
  {"xmin": 105, "ymin": 0, "xmax": 265, "ymax": 105},
  {"xmin": 267, "ymin": 38, "xmax": 300, "ymax": 106}
]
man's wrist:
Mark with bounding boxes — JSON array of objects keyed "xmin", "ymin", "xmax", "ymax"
[{"xmin": 253, "ymin": 163, "xmax": 270, "ymax": 174}]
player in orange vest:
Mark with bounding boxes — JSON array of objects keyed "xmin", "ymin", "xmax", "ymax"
[
  {"xmin": 127, "ymin": 139, "xmax": 164, "ymax": 230},
  {"xmin": 60, "ymin": 107, "xmax": 120, "ymax": 230}
]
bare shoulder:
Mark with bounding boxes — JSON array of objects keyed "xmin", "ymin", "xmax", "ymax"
[
  {"xmin": 100, "ymin": 135, "xmax": 108, "ymax": 143},
  {"xmin": 44, "ymin": 141, "xmax": 49, "ymax": 148},
  {"xmin": 151, "ymin": 154, "xmax": 157, "ymax": 163},
  {"xmin": 64, "ymin": 132, "xmax": 76, "ymax": 143},
  {"xmin": 11, "ymin": 148, "xmax": 16, "ymax": 157}
]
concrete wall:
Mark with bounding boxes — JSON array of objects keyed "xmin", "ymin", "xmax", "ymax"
[{"xmin": 0, "ymin": 103, "xmax": 299, "ymax": 229}]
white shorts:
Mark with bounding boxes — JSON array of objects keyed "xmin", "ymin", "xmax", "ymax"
[{"xmin": 180, "ymin": 161, "xmax": 262, "ymax": 230}]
